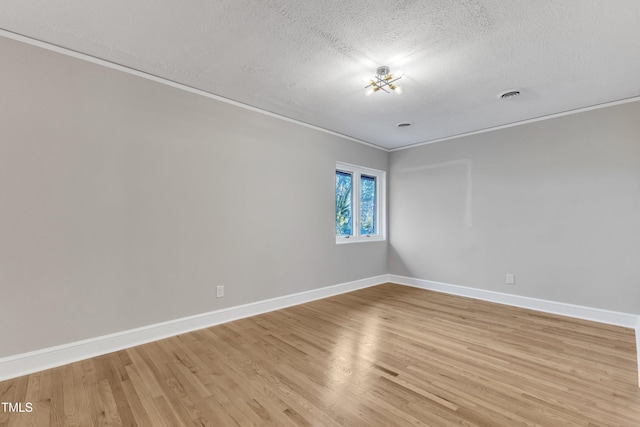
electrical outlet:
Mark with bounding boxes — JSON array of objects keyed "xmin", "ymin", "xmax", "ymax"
[
  {"xmin": 506, "ymin": 274, "xmax": 515, "ymax": 285},
  {"xmin": 216, "ymin": 285, "xmax": 224, "ymax": 298}
]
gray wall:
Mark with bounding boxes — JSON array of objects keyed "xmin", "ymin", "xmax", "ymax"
[
  {"xmin": 0, "ymin": 37, "xmax": 388, "ymax": 357},
  {"xmin": 389, "ymin": 101, "xmax": 640, "ymax": 314},
  {"xmin": 2, "ymin": 33, "xmax": 639, "ymax": 361}
]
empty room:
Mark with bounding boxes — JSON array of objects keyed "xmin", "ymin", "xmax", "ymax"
[{"xmin": 1, "ymin": 2, "xmax": 639, "ymax": 426}]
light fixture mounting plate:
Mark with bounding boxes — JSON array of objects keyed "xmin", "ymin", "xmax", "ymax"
[{"xmin": 376, "ymin": 66, "xmax": 390, "ymax": 76}]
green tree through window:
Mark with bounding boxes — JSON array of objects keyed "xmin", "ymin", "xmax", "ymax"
[
  {"xmin": 335, "ymin": 171, "xmax": 352, "ymax": 236},
  {"xmin": 360, "ymin": 175, "xmax": 376, "ymax": 235}
]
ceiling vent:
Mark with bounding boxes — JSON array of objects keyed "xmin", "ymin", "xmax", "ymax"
[
  {"xmin": 499, "ymin": 90, "xmax": 521, "ymax": 99},
  {"xmin": 397, "ymin": 122, "xmax": 411, "ymax": 127}
]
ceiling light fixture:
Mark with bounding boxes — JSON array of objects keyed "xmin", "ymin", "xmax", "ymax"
[{"xmin": 364, "ymin": 66, "xmax": 403, "ymax": 96}]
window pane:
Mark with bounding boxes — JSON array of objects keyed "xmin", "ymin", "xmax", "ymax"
[
  {"xmin": 336, "ymin": 171, "xmax": 353, "ymax": 236},
  {"xmin": 360, "ymin": 174, "xmax": 376, "ymax": 235}
]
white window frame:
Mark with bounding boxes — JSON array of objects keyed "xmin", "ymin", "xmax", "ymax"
[{"xmin": 335, "ymin": 161, "xmax": 386, "ymax": 244}]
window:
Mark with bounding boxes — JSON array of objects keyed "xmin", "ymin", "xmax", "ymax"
[{"xmin": 336, "ymin": 162, "xmax": 385, "ymax": 243}]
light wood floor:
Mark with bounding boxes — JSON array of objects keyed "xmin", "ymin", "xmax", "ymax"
[{"xmin": 1, "ymin": 283, "xmax": 638, "ymax": 426}]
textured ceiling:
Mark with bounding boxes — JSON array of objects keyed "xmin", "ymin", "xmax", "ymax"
[{"xmin": 1, "ymin": 1, "xmax": 639, "ymax": 150}]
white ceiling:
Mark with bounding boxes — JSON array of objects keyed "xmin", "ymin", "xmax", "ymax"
[{"xmin": 1, "ymin": 1, "xmax": 639, "ymax": 150}]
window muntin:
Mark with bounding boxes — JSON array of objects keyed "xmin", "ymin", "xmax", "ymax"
[{"xmin": 335, "ymin": 162, "xmax": 385, "ymax": 243}]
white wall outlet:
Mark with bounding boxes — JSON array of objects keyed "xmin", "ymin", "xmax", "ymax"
[
  {"xmin": 506, "ymin": 274, "xmax": 515, "ymax": 285},
  {"xmin": 216, "ymin": 285, "xmax": 224, "ymax": 298}
]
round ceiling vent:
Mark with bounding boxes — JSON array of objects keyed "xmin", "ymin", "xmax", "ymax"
[
  {"xmin": 397, "ymin": 122, "xmax": 411, "ymax": 127},
  {"xmin": 499, "ymin": 90, "xmax": 521, "ymax": 99}
]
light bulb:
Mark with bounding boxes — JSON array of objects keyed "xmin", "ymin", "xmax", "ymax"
[
  {"xmin": 365, "ymin": 88, "xmax": 374, "ymax": 96},
  {"xmin": 394, "ymin": 85, "xmax": 403, "ymax": 95},
  {"xmin": 362, "ymin": 76, "xmax": 372, "ymax": 84}
]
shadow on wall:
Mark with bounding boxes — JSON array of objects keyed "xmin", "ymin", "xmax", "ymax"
[
  {"xmin": 388, "ymin": 244, "xmax": 412, "ymax": 277},
  {"xmin": 389, "ymin": 159, "xmax": 473, "ymax": 279},
  {"xmin": 394, "ymin": 159, "xmax": 473, "ymax": 225}
]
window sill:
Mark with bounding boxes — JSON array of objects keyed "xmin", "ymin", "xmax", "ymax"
[{"xmin": 336, "ymin": 236, "xmax": 386, "ymax": 245}]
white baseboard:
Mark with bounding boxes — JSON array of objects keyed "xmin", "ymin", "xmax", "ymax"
[
  {"xmin": 0, "ymin": 275, "xmax": 387, "ymax": 382},
  {"xmin": 388, "ymin": 274, "xmax": 638, "ymax": 328},
  {"xmin": 3, "ymin": 274, "xmax": 638, "ymax": 387}
]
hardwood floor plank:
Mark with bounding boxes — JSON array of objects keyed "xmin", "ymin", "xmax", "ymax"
[
  {"xmin": 117, "ymin": 370, "xmax": 155, "ymax": 426},
  {"xmin": 95, "ymin": 378, "xmax": 122, "ymax": 427},
  {"xmin": 98, "ymin": 354, "xmax": 136, "ymax": 427},
  {"xmin": 60, "ymin": 365, "xmax": 80, "ymax": 427},
  {"xmin": 1, "ymin": 283, "xmax": 638, "ymax": 426}
]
